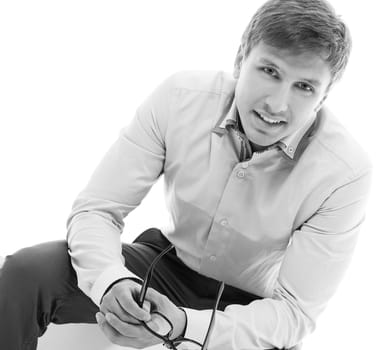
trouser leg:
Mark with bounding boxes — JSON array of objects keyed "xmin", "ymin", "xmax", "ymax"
[
  {"xmin": 125, "ymin": 227, "xmax": 262, "ymax": 311},
  {"xmin": 124, "ymin": 228, "xmax": 287, "ymax": 350},
  {"xmin": 0, "ymin": 230, "xmax": 188, "ymax": 350},
  {"xmin": 0, "ymin": 241, "xmax": 98, "ymax": 350},
  {"xmin": 0, "ymin": 229, "xmax": 290, "ymax": 350}
]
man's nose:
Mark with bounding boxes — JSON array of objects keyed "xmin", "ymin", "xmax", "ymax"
[{"xmin": 264, "ymin": 85, "xmax": 290, "ymax": 115}]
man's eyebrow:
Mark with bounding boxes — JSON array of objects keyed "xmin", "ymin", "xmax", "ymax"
[
  {"xmin": 259, "ymin": 58, "xmax": 281, "ymax": 70},
  {"xmin": 259, "ymin": 57, "xmax": 321, "ymax": 87}
]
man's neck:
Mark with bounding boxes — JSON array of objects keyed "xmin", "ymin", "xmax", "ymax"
[
  {"xmin": 250, "ymin": 142, "xmax": 271, "ymax": 153},
  {"xmin": 236, "ymin": 111, "xmax": 275, "ymax": 153}
]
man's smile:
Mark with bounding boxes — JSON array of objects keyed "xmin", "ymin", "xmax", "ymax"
[
  {"xmin": 252, "ymin": 110, "xmax": 287, "ymax": 134},
  {"xmin": 254, "ymin": 110, "xmax": 287, "ymax": 125}
]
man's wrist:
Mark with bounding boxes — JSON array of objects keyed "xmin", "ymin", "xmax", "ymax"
[{"xmin": 171, "ymin": 307, "xmax": 187, "ymax": 340}]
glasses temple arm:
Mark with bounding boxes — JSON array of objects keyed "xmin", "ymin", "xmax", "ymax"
[
  {"xmin": 138, "ymin": 243, "xmax": 175, "ymax": 307},
  {"xmin": 201, "ymin": 281, "xmax": 225, "ymax": 350}
]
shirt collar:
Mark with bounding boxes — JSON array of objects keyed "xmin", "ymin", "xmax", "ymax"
[
  {"xmin": 212, "ymin": 96, "xmax": 238, "ymax": 135},
  {"xmin": 278, "ymin": 116, "xmax": 317, "ymax": 159},
  {"xmin": 212, "ymin": 97, "xmax": 318, "ymax": 160}
]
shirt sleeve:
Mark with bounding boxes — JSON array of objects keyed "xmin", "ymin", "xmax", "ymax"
[
  {"xmin": 66, "ymin": 75, "xmax": 174, "ymax": 306},
  {"xmin": 183, "ymin": 168, "xmax": 372, "ymax": 350}
]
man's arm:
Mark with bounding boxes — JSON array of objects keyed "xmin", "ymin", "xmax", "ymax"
[
  {"xmin": 66, "ymin": 74, "xmax": 173, "ymax": 306},
  {"xmin": 183, "ymin": 168, "xmax": 372, "ymax": 349}
]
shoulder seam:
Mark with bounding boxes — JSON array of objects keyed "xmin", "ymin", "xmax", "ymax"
[
  {"xmin": 172, "ymin": 86, "xmax": 230, "ymax": 96},
  {"xmin": 312, "ymin": 136, "xmax": 371, "ymax": 180},
  {"xmin": 169, "ymin": 71, "xmax": 233, "ymax": 96}
]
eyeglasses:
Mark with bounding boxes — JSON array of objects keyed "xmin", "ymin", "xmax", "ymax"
[{"xmin": 137, "ymin": 243, "xmax": 225, "ymax": 350}]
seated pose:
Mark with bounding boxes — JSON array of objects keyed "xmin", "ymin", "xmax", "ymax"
[{"xmin": 0, "ymin": 0, "xmax": 371, "ymax": 349}]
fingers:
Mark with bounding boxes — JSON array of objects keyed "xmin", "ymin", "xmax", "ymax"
[
  {"xmin": 97, "ymin": 279, "xmax": 179, "ymax": 348},
  {"xmin": 96, "ymin": 312, "xmax": 125, "ymax": 341},
  {"xmin": 114, "ymin": 280, "xmax": 151, "ymax": 321},
  {"xmin": 101, "ymin": 279, "xmax": 151, "ymax": 323},
  {"xmin": 96, "ymin": 311, "xmax": 161, "ymax": 348},
  {"xmin": 96, "ymin": 312, "xmax": 138, "ymax": 347},
  {"xmin": 99, "ymin": 311, "xmax": 159, "ymax": 338},
  {"xmin": 100, "ymin": 297, "xmax": 151, "ymax": 325},
  {"xmin": 100, "ymin": 296, "xmax": 138, "ymax": 324},
  {"xmin": 144, "ymin": 287, "xmax": 169, "ymax": 313},
  {"xmin": 143, "ymin": 288, "xmax": 187, "ymax": 340},
  {"xmin": 117, "ymin": 294, "xmax": 151, "ymax": 322}
]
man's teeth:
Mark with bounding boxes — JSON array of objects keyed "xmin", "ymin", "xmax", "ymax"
[{"xmin": 258, "ymin": 113, "xmax": 283, "ymax": 124}]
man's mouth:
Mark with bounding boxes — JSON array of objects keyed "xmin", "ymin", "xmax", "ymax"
[{"xmin": 253, "ymin": 111, "xmax": 286, "ymax": 127}]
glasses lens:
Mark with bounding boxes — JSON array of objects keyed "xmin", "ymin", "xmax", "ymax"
[{"xmin": 145, "ymin": 312, "xmax": 173, "ymax": 338}]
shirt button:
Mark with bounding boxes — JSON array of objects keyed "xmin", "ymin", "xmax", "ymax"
[
  {"xmin": 210, "ymin": 255, "xmax": 217, "ymax": 262},
  {"xmin": 288, "ymin": 147, "xmax": 294, "ymax": 154},
  {"xmin": 237, "ymin": 170, "xmax": 245, "ymax": 178},
  {"xmin": 220, "ymin": 219, "xmax": 228, "ymax": 226}
]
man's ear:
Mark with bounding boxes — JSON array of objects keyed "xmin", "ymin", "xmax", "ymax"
[
  {"xmin": 233, "ymin": 45, "xmax": 244, "ymax": 79},
  {"xmin": 314, "ymin": 94, "xmax": 328, "ymax": 113},
  {"xmin": 314, "ymin": 79, "xmax": 334, "ymax": 113}
]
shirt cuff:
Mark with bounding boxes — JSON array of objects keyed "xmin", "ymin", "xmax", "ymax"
[
  {"xmin": 90, "ymin": 263, "xmax": 143, "ymax": 306},
  {"xmin": 183, "ymin": 308, "xmax": 213, "ymax": 347}
]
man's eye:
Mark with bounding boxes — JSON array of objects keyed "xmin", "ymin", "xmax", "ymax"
[
  {"xmin": 262, "ymin": 67, "xmax": 279, "ymax": 78},
  {"xmin": 297, "ymin": 82, "xmax": 314, "ymax": 93}
]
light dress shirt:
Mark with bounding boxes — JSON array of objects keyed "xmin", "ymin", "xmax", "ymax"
[{"xmin": 66, "ymin": 70, "xmax": 372, "ymax": 349}]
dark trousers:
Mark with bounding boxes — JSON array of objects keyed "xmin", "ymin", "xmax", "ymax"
[{"xmin": 0, "ymin": 228, "xmax": 280, "ymax": 350}]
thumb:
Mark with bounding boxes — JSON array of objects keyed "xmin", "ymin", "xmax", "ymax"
[{"xmin": 143, "ymin": 287, "xmax": 165, "ymax": 311}]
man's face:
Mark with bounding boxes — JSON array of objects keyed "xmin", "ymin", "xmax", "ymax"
[{"xmin": 234, "ymin": 41, "xmax": 332, "ymax": 149}]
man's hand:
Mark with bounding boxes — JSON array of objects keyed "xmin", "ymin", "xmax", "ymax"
[{"xmin": 96, "ymin": 279, "xmax": 187, "ymax": 348}]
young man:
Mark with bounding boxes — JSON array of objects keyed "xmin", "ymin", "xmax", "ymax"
[{"xmin": 0, "ymin": 0, "xmax": 371, "ymax": 349}]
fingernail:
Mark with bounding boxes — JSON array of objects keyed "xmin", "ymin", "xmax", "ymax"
[
  {"xmin": 143, "ymin": 300, "xmax": 151, "ymax": 313},
  {"xmin": 142, "ymin": 313, "xmax": 151, "ymax": 322},
  {"xmin": 95, "ymin": 313, "xmax": 101, "ymax": 323},
  {"xmin": 148, "ymin": 320, "xmax": 159, "ymax": 332},
  {"xmin": 142, "ymin": 301, "xmax": 151, "ymax": 321}
]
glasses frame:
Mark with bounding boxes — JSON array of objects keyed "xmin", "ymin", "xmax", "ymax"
[{"xmin": 136, "ymin": 243, "xmax": 225, "ymax": 350}]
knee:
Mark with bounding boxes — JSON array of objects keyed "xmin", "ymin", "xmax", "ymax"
[{"xmin": 1, "ymin": 241, "xmax": 73, "ymax": 290}]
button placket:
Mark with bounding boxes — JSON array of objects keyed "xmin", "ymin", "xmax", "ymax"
[
  {"xmin": 220, "ymin": 219, "xmax": 228, "ymax": 226},
  {"xmin": 205, "ymin": 218, "xmax": 229, "ymax": 264},
  {"xmin": 237, "ymin": 169, "xmax": 246, "ymax": 178}
]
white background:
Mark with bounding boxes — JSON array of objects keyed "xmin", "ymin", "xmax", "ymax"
[{"xmin": 0, "ymin": 1, "xmax": 382, "ymax": 349}]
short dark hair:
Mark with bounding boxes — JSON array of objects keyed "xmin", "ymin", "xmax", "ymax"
[{"xmin": 234, "ymin": 0, "xmax": 352, "ymax": 85}]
